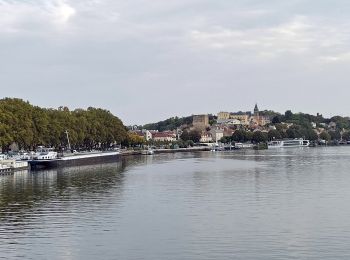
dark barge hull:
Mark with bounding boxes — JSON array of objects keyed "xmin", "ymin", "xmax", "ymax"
[{"xmin": 29, "ymin": 153, "xmax": 121, "ymax": 170}]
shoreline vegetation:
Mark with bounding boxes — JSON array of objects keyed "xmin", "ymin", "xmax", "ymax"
[
  {"xmin": 0, "ymin": 98, "xmax": 127, "ymax": 152},
  {"xmin": 1, "ymin": 98, "xmax": 350, "ymax": 155}
]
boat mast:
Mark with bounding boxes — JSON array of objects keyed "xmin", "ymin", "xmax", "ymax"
[{"xmin": 65, "ymin": 130, "xmax": 71, "ymax": 151}]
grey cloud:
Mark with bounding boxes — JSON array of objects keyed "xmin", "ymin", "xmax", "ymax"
[{"xmin": 0, "ymin": 0, "xmax": 349, "ymax": 124}]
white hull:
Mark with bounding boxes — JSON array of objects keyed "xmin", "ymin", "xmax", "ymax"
[
  {"xmin": 59, "ymin": 151, "xmax": 120, "ymax": 160},
  {"xmin": 268, "ymin": 139, "xmax": 310, "ymax": 149}
]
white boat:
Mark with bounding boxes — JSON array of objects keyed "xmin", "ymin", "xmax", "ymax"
[
  {"xmin": 268, "ymin": 139, "xmax": 310, "ymax": 149},
  {"xmin": 142, "ymin": 149, "xmax": 154, "ymax": 155},
  {"xmin": 33, "ymin": 146, "xmax": 58, "ymax": 160},
  {"xmin": 20, "ymin": 152, "xmax": 31, "ymax": 160}
]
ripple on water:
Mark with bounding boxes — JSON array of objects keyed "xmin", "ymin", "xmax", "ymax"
[{"xmin": 1, "ymin": 148, "xmax": 350, "ymax": 259}]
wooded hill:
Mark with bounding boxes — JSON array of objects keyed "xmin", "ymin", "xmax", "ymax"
[{"xmin": 0, "ymin": 98, "xmax": 127, "ymax": 151}]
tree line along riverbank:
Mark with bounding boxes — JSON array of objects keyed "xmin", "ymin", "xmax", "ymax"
[{"xmin": 0, "ymin": 98, "xmax": 127, "ymax": 152}]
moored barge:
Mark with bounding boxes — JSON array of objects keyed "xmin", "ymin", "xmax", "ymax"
[{"xmin": 29, "ymin": 151, "xmax": 121, "ymax": 170}]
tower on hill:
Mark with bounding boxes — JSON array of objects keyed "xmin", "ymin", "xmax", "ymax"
[
  {"xmin": 193, "ymin": 115, "xmax": 209, "ymax": 130},
  {"xmin": 254, "ymin": 103, "xmax": 259, "ymax": 117}
]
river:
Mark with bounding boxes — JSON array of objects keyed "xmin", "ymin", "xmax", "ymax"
[{"xmin": 1, "ymin": 147, "xmax": 350, "ymax": 259}]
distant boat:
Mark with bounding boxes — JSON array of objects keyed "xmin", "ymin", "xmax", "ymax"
[
  {"xmin": 142, "ymin": 149, "xmax": 154, "ymax": 155},
  {"xmin": 268, "ymin": 139, "xmax": 310, "ymax": 149}
]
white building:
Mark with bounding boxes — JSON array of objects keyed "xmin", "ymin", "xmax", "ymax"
[
  {"xmin": 142, "ymin": 130, "xmax": 153, "ymax": 141},
  {"xmin": 200, "ymin": 132, "xmax": 213, "ymax": 143},
  {"xmin": 210, "ymin": 129, "xmax": 224, "ymax": 142},
  {"xmin": 152, "ymin": 132, "xmax": 177, "ymax": 142}
]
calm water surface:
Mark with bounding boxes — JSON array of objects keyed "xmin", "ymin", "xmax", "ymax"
[{"xmin": 1, "ymin": 147, "xmax": 350, "ymax": 259}]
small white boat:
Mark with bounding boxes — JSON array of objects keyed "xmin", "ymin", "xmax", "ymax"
[
  {"xmin": 33, "ymin": 146, "xmax": 57, "ymax": 160},
  {"xmin": 142, "ymin": 149, "xmax": 154, "ymax": 155},
  {"xmin": 268, "ymin": 139, "xmax": 310, "ymax": 149}
]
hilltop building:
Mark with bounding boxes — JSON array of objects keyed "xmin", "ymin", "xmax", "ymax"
[
  {"xmin": 193, "ymin": 114, "xmax": 209, "ymax": 130},
  {"xmin": 250, "ymin": 104, "xmax": 270, "ymax": 127},
  {"xmin": 217, "ymin": 104, "xmax": 270, "ymax": 127},
  {"xmin": 217, "ymin": 112, "xmax": 249, "ymax": 125}
]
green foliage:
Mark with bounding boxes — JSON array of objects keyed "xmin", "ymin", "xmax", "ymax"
[
  {"xmin": 180, "ymin": 129, "xmax": 201, "ymax": 143},
  {"xmin": 244, "ymin": 131, "xmax": 253, "ymax": 142},
  {"xmin": 0, "ymin": 98, "xmax": 127, "ymax": 151},
  {"xmin": 319, "ymin": 131, "xmax": 331, "ymax": 141},
  {"xmin": 259, "ymin": 110, "xmax": 281, "ymax": 118},
  {"xmin": 272, "ymin": 116, "xmax": 281, "ymax": 124},
  {"xmin": 252, "ymin": 131, "xmax": 268, "ymax": 143},
  {"xmin": 220, "ymin": 136, "xmax": 230, "ymax": 144},
  {"xmin": 180, "ymin": 129, "xmax": 190, "ymax": 141},
  {"xmin": 231, "ymin": 130, "xmax": 253, "ymax": 143},
  {"xmin": 268, "ymin": 130, "xmax": 281, "ymax": 140},
  {"xmin": 143, "ymin": 114, "xmax": 217, "ymax": 131},
  {"xmin": 284, "ymin": 110, "xmax": 293, "ymax": 121},
  {"xmin": 143, "ymin": 116, "xmax": 192, "ymax": 131},
  {"xmin": 330, "ymin": 116, "xmax": 350, "ymax": 130},
  {"xmin": 308, "ymin": 130, "xmax": 319, "ymax": 141},
  {"xmin": 342, "ymin": 131, "xmax": 350, "ymax": 141},
  {"xmin": 329, "ymin": 130, "xmax": 341, "ymax": 141},
  {"xmin": 232, "ymin": 130, "xmax": 245, "ymax": 142},
  {"xmin": 123, "ymin": 132, "xmax": 145, "ymax": 147},
  {"xmin": 189, "ymin": 129, "xmax": 201, "ymax": 143}
]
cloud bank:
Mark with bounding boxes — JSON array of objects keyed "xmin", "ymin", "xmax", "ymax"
[{"xmin": 1, "ymin": 0, "xmax": 350, "ymax": 124}]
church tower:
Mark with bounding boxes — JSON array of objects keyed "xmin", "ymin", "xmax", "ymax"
[{"xmin": 254, "ymin": 103, "xmax": 259, "ymax": 117}]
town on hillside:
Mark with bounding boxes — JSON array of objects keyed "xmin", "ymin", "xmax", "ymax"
[{"xmin": 129, "ymin": 104, "xmax": 350, "ymax": 147}]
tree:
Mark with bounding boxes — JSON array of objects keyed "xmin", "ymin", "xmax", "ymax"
[
  {"xmin": 220, "ymin": 136, "xmax": 229, "ymax": 144},
  {"xmin": 126, "ymin": 132, "xmax": 145, "ymax": 147},
  {"xmin": 285, "ymin": 110, "xmax": 293, "ymax": 121},
  {"xmin": 329, "ymin": 130, "xmax": 341, "ymax": 141},
  {"xmin": 0, "ymin": 98, "xmax": 128, "ymax": 151},
  {"xmin": 342, "ymin": 131, "xmax": 350, "ymax": 141},
  {"xmin": 272, "ymin": 116, "xmax": 281, "ymax": 124},
  {"xmin": 252, "ymin": 131, "xmax": 268, "ymax": 143},
  {"xmin": 330, "ymin": 116, "xmax": 350, "ymax": 130},
  {"xmin": 143, "ymin": 116, "xmax": 192, "ymax": 131},
  {"xmin": 268, "ymin": 130, "xmax": 281, "ymax": 140},
  {"xmin": 244, "ymin": 131, "xmax": 253, "ymax": 142},
  {"xmin": 189, "ymin": 130, "xmax": 201, "ymax": 143},
  {"xmin": 307, "ymin": 129, "xmax": 319, "ymax": 141},
  {"xmin": 232, "ymin": 130, "xmax": 245, "ymax": 142},
  {"xmin": 319, "ymin": 131, "xmax": 331, "ymax": 141},
  {"xmin": 180, "ymin": 130, "xmax": 190, "ymax": 141}
]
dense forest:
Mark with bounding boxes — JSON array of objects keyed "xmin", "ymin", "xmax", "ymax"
[{"xmin": 0, "ymin": 98, "xmax": 127, "ymax": 151}]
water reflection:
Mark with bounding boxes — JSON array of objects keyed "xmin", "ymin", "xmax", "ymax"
[
  {"xmin": 1, "ymin": 149, "xmax": 350, "ymax": 259},
  {"xmin": 0, "ymin": 156, "xmax": 155, "ymax": 224}
]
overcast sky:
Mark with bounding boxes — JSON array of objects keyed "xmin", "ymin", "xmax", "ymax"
[{"xmin": 1, "ymin": 0, "xmax": 350, "ymax": 124}]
